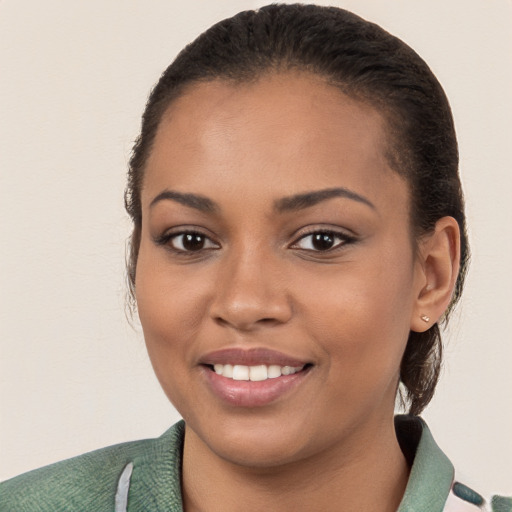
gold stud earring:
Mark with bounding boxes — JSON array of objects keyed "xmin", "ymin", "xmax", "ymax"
[{"xmin": 420, "ymin": 314, "xmax": 430, "ymax": 323}]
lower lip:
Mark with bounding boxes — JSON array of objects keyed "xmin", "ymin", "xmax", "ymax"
[{"xmin": 201, "ymin": 366, "xmax": 311, "ymax": 407}]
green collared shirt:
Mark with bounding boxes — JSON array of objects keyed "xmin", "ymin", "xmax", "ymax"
[{"xmin": 1, "ymin": 416, "xmax": 510, "ymax": 511}]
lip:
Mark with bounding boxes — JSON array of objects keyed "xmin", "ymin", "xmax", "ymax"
[
  {"xmin": 200, "ymin": 347, "xmax": 310, "ymax": 367},
  {"xmin": 199, "ymin": 348, "xmax": 313, "ymax": 407}
]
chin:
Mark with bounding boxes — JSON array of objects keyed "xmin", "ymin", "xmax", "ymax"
[
  {"xmin": 212, "ymin": 433, "xmax": 310, "ymax": 469},
  {"xmin": 187, "ymin": 414, "xmax": 317, "ymax": 469}
]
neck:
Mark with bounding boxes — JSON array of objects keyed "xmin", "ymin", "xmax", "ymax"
[{"xmin": 182, "ymin": 415, "xmax": 409, "ymax": 512}]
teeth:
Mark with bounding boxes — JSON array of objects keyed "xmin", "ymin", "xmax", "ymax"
[
  {"xmin": 249, "ymin": 365, "xmax": 267, "ymax": 381},
  {"xmin": 223, "ymin": 364, "xmax": 233, "ymax": 378},
  {"xmin": 232, "ymin": 365, "xmax": 249, "ymax": 381},
  {"xmin": 267, "ymin": 365, "xmax": 281, "ymax": 379},
  {"xmin": 211, "ymin": 364, "xmax": 304, "ymax": 381}
]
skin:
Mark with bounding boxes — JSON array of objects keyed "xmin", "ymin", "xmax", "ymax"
[{"xmin": 135, "ymin": 72, "xmax": 460, "ymax": 511}]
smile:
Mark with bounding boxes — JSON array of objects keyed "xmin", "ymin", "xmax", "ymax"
[
  {"xmin": 212, "ymin": 364, "xmax": 305, "ymax": 381},
  {"xmin": 199, "ymin": 348, "xmax": 313, "ymax": 407}
]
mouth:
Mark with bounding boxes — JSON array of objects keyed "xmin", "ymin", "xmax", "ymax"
[{"xmin": 199, "ymin": 348, "xmax": 313, "ymax": 407}]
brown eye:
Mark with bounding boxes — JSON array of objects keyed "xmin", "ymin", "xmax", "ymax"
[
  {"xmin": 293, "ymin": 231, "xmax": 353, "ymax": 252},
  {"xmin": 170, "ymin": 232, "xmax": 218, "ymax": 252},
  {"xmin": 311, "ymin": 233, "xmax": 335, "ymax": 250}
]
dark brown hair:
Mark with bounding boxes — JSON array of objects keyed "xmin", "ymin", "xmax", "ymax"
[{"xmin": 125, "ymin": 4, "xmax": 469, "ymax": 415}]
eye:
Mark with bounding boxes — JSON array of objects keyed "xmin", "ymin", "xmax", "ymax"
[
  {"xmin": 292, "ymin": 231, "xmax": 353, "ymax": 252},
  {"xmin": 166, "ymin": 232, "xmax": 219, "ymax": 252}
]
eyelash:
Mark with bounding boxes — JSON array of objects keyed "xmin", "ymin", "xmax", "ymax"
[
  {"xmin": 154, "ymin": 230, "xmax": 219, "ymax": 254},
  {"xmin": 291, "ymin": 229, "xmax": 356, "ymax": 253},
  {"xmin": 154, "ymin": 228, "xmax": 356, "ymax": 255}
]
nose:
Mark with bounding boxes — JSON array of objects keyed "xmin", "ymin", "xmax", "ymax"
[{"xmin": 210, "ymin": 249, "xmax": 293, "ymax": 331}]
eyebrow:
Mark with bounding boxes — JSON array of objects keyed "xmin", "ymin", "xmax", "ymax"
[
  {"xmin": 274, "ymin": 187, "xmax": 375, "ymax": 212},
  {"xmin": 149, "ymin": 186, "xmax": 375, "ymax": 214},
  {"xmin": 149, "ymin": 190, "xmax": 218, "ymax": 213}
]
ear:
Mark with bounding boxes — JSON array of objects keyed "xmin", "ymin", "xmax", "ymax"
[{"xmin": 410, "ymin": 216, "xmax": 461, "ymax": 333}]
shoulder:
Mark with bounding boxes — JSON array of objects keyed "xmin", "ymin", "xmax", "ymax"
[
  {"xmin": 489, "ymin": 496, "xmax": 512, "ymax": 512},
  {"xmin": 395, "ymin": 416, "xmax": 511, "ymax": 512},
  {"xmin": 0, "ymin": 421, "xmax": 185, "ymax": 512}
]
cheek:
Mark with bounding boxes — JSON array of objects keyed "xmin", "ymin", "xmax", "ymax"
[
  {"xmin": 135, "ymin": 250, "xmax": 213, "ymax": 414},
  {"xmin": 135, "ymin": 244, "xmax": 209, "ymax": 364},
  {"xmin": 293, "ymin": 251, "xmax": 414, "ymax": 388}
]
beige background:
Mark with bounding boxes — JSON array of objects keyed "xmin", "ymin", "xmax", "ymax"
[{"xmin": 1, "ymin": 0, "xmax": 511, "ymax": 497}]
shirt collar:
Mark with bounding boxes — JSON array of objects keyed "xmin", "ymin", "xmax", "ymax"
[{"xmin": 396, "ymin": 415, "xmax": 454, "ymax": 512}]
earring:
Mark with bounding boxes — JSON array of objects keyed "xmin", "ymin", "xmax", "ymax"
[{"xmin": 420, "ymin": 314, "xmax": 430, "ymax": 323}]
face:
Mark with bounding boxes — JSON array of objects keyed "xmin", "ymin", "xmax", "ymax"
[{"xmin": 136, "ymin": 73, "xmax": 424, "ymax": 468}]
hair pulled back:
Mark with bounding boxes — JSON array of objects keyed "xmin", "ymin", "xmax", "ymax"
[{"xmin": 125, "ymin": 4, "xmax": 469, "ymax": 416}]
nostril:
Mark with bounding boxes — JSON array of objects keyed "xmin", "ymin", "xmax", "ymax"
[
  {"xmin": 214, "ymin": 317, "xmax": 230, "ymax": 327},
  {"xmin": 211, "ymin": 297, "xmax": 293, "ymax": 330}
]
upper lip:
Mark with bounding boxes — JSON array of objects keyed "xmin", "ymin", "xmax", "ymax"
[{"xmin": 200, "ymin": 348, "xmax": 310, "ymax": 367}]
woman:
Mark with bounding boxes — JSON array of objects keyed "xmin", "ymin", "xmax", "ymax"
[{"xmin": 1, "ymin": 4, "xmax": 510, "ymax": 511}]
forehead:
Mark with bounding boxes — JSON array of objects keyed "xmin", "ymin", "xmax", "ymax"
[{"xmin": 143, "ymin": 72, "xmax": 406, "ymax": 212}]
